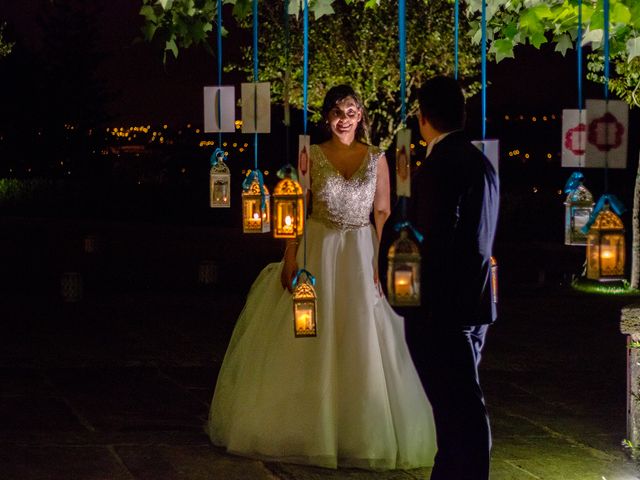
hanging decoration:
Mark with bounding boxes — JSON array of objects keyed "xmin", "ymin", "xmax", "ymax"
[
  {"xmin": 209, "ymin": 148, "xmax": 231, "ymax": 208},
  {"xmin": 273, "ymin": 166, "xmax": 305, "ymax": 239},
  {"xmin": 563, "ymin": 172, "xmax": 593, "ymax": 245},
  {"xmin": 387, "ymin": 226, "xmax": 422, "ymax": 307},
  {"xmin": 292, "ymin": 269, "xmax": 317, "ymax": 337},
  {"xmin": 297, "ymin": 0, "xmax": 311, "ymax": 191},
  {"xmin": 584, "ymin": 196, "xmax": 625, "ymax": 281},
  {"xmin": 395, "ymin": 0, "xmax": 412, "ymax": 198},
  {"xmin": 242, "ymin": 171, "xmax": 271, "ymax": 233},
  {"xmin": 204, "ymin": 86, "xmax": 235, "ymax": 133},
  {"xmin": 584, "ymin": 99, "xmax": 629, "ymax": 169}
]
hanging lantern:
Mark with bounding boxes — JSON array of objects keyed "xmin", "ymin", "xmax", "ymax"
[
  {"xmin": 242, "ymin": 174, "xmax": 271, "ymax": 233},
  {"xmin": 586, "ymin": 205, "xmax": 625, "ymax": 281},
  {"xmin": 273, "ymin": 176, "xmax": 304, "ymax": 239},
  {"xmin": 292, "ymin": 272, "xmax": 317, "ymax": 338},
  {"xmin": 209, "ymin": 150, "xmax": 231, "ymax": 208},
  {"xmin": 564, "ymin": 183, "xmax": 594, "ymax": 246},
  {"xmin": 387, "ymin": 229, "xmax": 421, "ymax": 307}
]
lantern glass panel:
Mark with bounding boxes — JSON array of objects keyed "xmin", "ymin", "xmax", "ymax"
[
  {"xmin": 564, "ymin": 184, "xmax": 593, "ymax": 246},
  {"xmin": 273, "ymin": 178, "xmax": 304, "ymax": 239},
  {"xmin": 210, "ymin": 161, "xmax": 231, "ymax": 208},
  {"xmin": 292, "ymin": 280, "xmax": 317, "ymax": 337},
  {"xmin": 242, "ymin": 179, "xmax": 270, "ymax": 233},
  {"xmin": 585, "ymin": 207, "xmax": 625, "ymax": 281},
  {"xmin": 387, "ymin": 230, "xmax": 421, "ymax": 306},
  {"xmin": 600, "ymin": 233, "xmax": 624, "ymax": 277}
]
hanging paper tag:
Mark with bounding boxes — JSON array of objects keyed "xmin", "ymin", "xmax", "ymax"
[
  {"xmin": 584, "ymin": 99, "xmax": 628, "ymax": 169},
  {"xmin": 471, "ymin": 139, "xmax": 500, "ymax": 174},
  {"xmin": 561, "ymin": 109, "xmax": 587, "ymax": 168},
  {"xmin": 203, "ymin": 86, "xmax": 236, "ymax": 133},
  {"xmin": 241, "ymin": 82, "xmax": 271, "ymax": 133},
  {"xmin": 396, "ymin": 128, "xmax": 411, "ymax": 197},
  {"xmin": 298, "ymin": 134, "xmax": 311, "ymax": 190}
]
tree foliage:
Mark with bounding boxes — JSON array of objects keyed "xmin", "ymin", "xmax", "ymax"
[{"xmin": 0, "ymin": 22, "xmax": 14, "ymax": 59}]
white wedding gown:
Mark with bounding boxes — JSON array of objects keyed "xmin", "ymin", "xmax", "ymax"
[{"xmin": 207, "ymin": 144, "xmax": 436, "ymax": 470}]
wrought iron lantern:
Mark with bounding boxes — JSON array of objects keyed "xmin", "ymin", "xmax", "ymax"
[
  {"xmin": 564, "ymin": 183, "xmax": 594, "ymax": 246},
  {"xmin": 242, "ymin": 176, "xmax": 271, "ymax": 233},
  {"xmin": 273, "ymin": 176, "xmax": 305, "ymax": 239},
  {"xmin": 387, "ymin": 229, "xmax": 421, "ymax": 307},
  {"xmin": 586, "ymin": 205, "xmax": 625, "ymax": 281},
  {"xmin": 292, "ymin": 271, "xmax": 317, "ymax": 338},
  {"xmin": 210, "ymin": 152, "xmax": 231, "ymax": 208}
]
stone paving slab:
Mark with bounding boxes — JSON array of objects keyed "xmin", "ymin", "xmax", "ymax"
[{"xmin": 266, "ymin": 463, "xmax": 430, "ymax": 480}]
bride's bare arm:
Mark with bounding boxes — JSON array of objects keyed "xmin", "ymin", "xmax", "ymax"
[{"xmin": 373, "ymin": 153, "xmax": 391, "ymax": 244}]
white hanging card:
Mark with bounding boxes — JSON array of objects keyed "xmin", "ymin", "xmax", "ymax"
[
  {"xmin": 395, "ymin": 128, "xmax": 412, "ymax": 197},
  {"xmin": 241, "ymin": 82, "xmax": 271, "ymax": 133},
  {"xmin": 561, "ymin": 109, "xmax": 587, "ymax": 167},
  {"xmin": 298, "ymin": 135, "xmax": 311, "ymax": 190},
  {"xmin": 471, "ymin": 139, "xmax": 500, "ymax": 174},
  {"xmin": 203, "ymin": 86, "xmax": 236, "ymax": 133},
  {"xmin": 584, "ymin": 99, "xmax": 628, "ymax": 169}
]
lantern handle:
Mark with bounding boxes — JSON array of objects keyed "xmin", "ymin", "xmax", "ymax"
[
  {"xmin": 242, "ymin": 168, "xmax": 268, "ymax": 213},
  {"xmin": 277, "ymin": 164, "xmax": 299, "ymax": 181},
  {"xmin": 563, "ymin": 171, "xmax": 584, "ymax": 194},
  {"xmin": 210, "ymin": 148, "xmax": 227, "ymax": 167},
  {"xmin": 292, "ymin": 269, "xmax": 316, "ymax": 288},
  {"xmin": 393, "ymin": 221, "xmax": 424, "ymax": 243}
]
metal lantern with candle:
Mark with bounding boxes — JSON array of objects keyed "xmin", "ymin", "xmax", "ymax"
[
  {"xmin": 586, "ymin": 205, "xmax": 625, "ymax": 281},
  {"xmin": 273, "ymin": 175, "xmax": 305, "ymax": 239},
  {"xmin": 292, "ymin": 271, "xmax": 317, "ymax": 338},
  {"xmin": 242, "ymin": 173, "xmax": 271, "ymax": 233},
  {"xmin": 210, "ymin": 150, "xmax": 231, "ymax": 208},
  {"xmin": 564, "ymin": 183, "xmax": 594, "ymax": 246},
  {"xmin": 387, "ymin": 229, "xmax": 421, "ymax": 307}
]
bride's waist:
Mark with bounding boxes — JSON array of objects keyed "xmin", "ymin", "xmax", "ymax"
[{"xmin": 308, "ymin": 214, "xmax": 371, "ymax": 231}]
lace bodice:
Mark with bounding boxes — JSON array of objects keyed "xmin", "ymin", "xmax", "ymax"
[{"xmin": 309, "ymin": 144, "xmax": 382, "ymax": 230}]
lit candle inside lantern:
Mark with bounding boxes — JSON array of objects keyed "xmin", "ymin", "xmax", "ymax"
[
  {"xmin": 295, "ymin": 304, "xmax": 315, "ymax": 335},
  {"xmin": 394, "ymin": 270, "xmax": 413, "ymax": 296},
  {"xmin": 285, "ymin": 215, "xmax": 292, "ymax": 226}
]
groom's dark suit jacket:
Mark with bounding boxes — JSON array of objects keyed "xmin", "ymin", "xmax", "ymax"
[{"xmin": 411, "ymin": 131, "xmax": 499, "ymax": 326}]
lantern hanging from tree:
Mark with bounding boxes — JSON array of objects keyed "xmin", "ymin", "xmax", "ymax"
[
  {"xmin": 209, "ymin": 149, "xmax": 231, "ymax": 208},
  {"xmin": 273, "ymin": 173, "xmax": 305, "ymax": 239},
  {"xmin": 586, "ymin": 205, "xmax": 625, "ymax": 281},
  {"xmin": 292, "ymin": 270, "xmax": 317, "ymax": 338},
  {"xmin": 387, "ymin": 229, "xmax": 421, "ymax": 307},
  {"xmin": 564, "ymin": 183, "xmax": 594, "ymax": 246},
  {"xmin": 242, "ymin": 172, "xmax": 270, "ymax": 233}
]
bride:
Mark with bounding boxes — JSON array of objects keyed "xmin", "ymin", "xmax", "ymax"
[{"xmin": 207, "ymin": 85, "xmax": 436, "ymax": 470}]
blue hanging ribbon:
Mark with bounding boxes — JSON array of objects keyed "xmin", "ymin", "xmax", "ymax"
[
  {"xmin": 577, "ymin": 0, "xmax": 583, "ymax": 110},
  {"xmin": 399, "ymin": 0, "xmax": 407, "ymax": 126},
  {"xmin": 563, "ymin": 171, "xmax": 584, "ymax": 194},
  {"xmin": 603, "ymin": 0, "xmax": 610, "ymax": 101},
  {"xmin": 209, "ymin": 147, "xmax": 227, "ymax": 167},
  {"xmin": 581, "ymin": 194, "xmax": 625, "ymax": 234},
  {"xmin": 454, "ymin": 0, "xmax": 459, "ymax": 80},
  {"xmin": 394, "ymin": 221, "xmax": 424, "ymax": 244},
  {"xmin": 303, "ymin": 0, "xmax": 309, "ymax": 134},
  {"xmin": 292, "ymin": 269, "xmax": 316, "ymax": 288},
  {"xmin": 253, "ymin": 0, "xmax": 259, "ymax": 169},
  {"xmin": 277, "ymin": 164, "xmax": 299, "ymax": 181},
  {"xmin": 481, "ymin": 0, "xmax": 487, "ymax": 140},
  {"xmin": 217, "ymin": 0, "xmax": 223, "ymax": 146},
  {"xmin": 242, "ymin": 169, "xmax": 267, "ymax": 212}
]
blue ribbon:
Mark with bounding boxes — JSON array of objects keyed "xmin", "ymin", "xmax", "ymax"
[
  {"xmin": 581, "ymin": 194, "xmax": 625, "ymax": 234},
  {"xmin": 399, "ymin": 0, "xmax": 407, "ymax": 126},
  {"xmin": 481, "ymin": 0, "xmax": 487, "ymax": 140},
  {"xmin": 253, "ymin": 0, "xmax": 259, "ymax": 169},
  {"xmin": 603, "ymin": 0, "xmax": 610, "ymax": 101},
  {"xmin": 563, "ymin": 171, "xmax": 584, "ymax": 194},
  {"xmin": 209, "ymin": 147, "xmax": 227, "ymax": 167},
  {"xmin": 394, "ymin": 221, "xmax": 424, "ymax": 244},
  {"xmin": 217, "ymin": 0, "xmax": 223, "ymax": 146},
  {"xmin": 242, "ymin": 169, "xmax": 267, "ymax": 212},
  {"xmin": 577, "ymin": 0, "xmax": 583, "ymax": 110},
  {"xmin": 277, "ymin": 164, "xmax": 299, "ymax": 181},
  {"xmin": 292, "ymin": 269, "xmax": 316, "ymax": 288},
  {"xmin": 454, "ymin": 0, "xmax": 459, "ymax": 80},
  {"xmin": 303, "ymin": 0, "xmax": 309, "ymax": 134}
]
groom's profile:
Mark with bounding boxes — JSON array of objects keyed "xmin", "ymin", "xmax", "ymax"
[{"xmin": 408, "ymin": 76, "xmax": 499, "ymax": 480}]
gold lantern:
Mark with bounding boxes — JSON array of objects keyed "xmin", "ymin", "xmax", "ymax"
[
  {"xmin": 564, "ymin": 184, "xmax": 593, "ymax": 246},
  {"xmin": 387, "ymin": 229, "xmax": 421, "ymax": 306},
  {"xmin": 242, "ymin": 175, "xmax": 271, "ymax": 233},
  {"xmin": 210, "ymin": 155, "xmax": 231, "ymax": 208},
  {"xmin": 273, "ymin": 177, "xmax": 305, "ymax": 239},
  {"xmin": 586, "ymin": 205, "xmax": 625, "ymax": 281},
  {"xmin": 292, "ymin": 273, "xmax": 317, "ymax": 338}
]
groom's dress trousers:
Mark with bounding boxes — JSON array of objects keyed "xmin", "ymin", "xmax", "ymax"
[{"xmin": 408, "ymin": 130, "xmax": 499, "ymax": 480}]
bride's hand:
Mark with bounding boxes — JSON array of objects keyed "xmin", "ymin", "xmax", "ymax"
[
  {"xmin": 373, "ymin": 267, "xmax": 383, "ymax": 296},
  {"xmin": 281, "ymin": 258, "xmax": 298, "ymax": 293}
]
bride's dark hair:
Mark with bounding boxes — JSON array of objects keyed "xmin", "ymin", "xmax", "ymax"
[{"xmin": 321, "ymin": 85, "xmax": 371, "ymax": 144}]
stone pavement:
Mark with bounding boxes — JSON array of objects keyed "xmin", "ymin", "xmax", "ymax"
[{"xmin": 0, "ymin": 218, "xmax": 639, "ymax": 479}]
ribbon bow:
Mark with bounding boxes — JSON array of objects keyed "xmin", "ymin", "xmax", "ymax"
[
  {"xmin": 581, "ymin": 194, "xmax": 625, "ymax": 234},
  {"xmin": 292, "ymin": 269, "xmax": 316, "ymax": 288},
  {"xmin": 277, "ymin": 164, "xmax": 299, "ymax": 181},
  {"xmin": 209, "ymin": 148, "xmax": 227, "ymax": 167},
  {"xmin": 394, "ymin": 221, "xmax": 424, "ymax": 243},
  {"xmin": 563, "ymin": 171, "xmax": 584, "ymax": 194}
]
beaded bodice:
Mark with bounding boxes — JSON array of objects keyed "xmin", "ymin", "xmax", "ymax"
[{"xmin": 309, "ymin": 144, "xmax": 382, "ymax": 230}]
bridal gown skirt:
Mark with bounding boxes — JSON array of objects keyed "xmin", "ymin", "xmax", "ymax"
[{"xmin": 207, "ymin": 218, "xmax": 436, "ymax": 470}]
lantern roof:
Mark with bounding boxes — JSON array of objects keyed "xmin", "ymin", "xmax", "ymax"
[
  {"xmin": 388, "ymin": 230, "xmax": 420, "ymax": 257},
  {"xmin": 293, "ymin": 280, "xmax": 316, "ymax": 300},
  {"xmin": 566, "ymin": 184, "xmax": 593, "ymax": 203},
  {"xmin": 210, "ymin": 160, "xmax": 230, "ymax": 174},
  {"xmin": 245, "ymin": 177, "xmax": 270, "ymax": 195},
  {"xmin": 274, "ymin": 177, "xmax": 303, "ymax": 196},
  {"xmin": 590, "ymin": 206, "xmax": 624, "ymax": 231}
]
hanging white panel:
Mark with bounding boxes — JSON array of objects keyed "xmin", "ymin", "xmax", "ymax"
[
  {"xmin": 395, "ymin": 128, "xmax": 411, "ymax": 198},
  {"xmin": 241, "ymin": 82, "xmax": 271, "ymax": 133},
  {"xmin": 584, "ymin": 99, "xmax": 628, "ymax": 169},
  {"xmin": 471, "ymin": 139, "xmax": 500, "ymax": 174},
  {"xmin": 298, "ymin": 134, "xmax": 311, "ymax": 191},
  {"xmin": 561, "ymin": 109, "xmax": 587, "ymax": 167},
  {"xmin": 203, "ymin": 86, "xmax": 236, "ymax": 133}
]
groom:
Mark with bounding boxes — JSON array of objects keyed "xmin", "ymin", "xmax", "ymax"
[{"xmin": 407, "ymin": 76, "xmax": 499, "ymax": 480}]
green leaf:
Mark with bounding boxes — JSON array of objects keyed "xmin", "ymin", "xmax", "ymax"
[
  {"xmin": 630, "ymin": 1, "xmax": 640, "ymax": 28},
  {"xmin": 140, "ymin": 5, "xmax": 157, "ymax": 22},
  {"xmin": 530, "ymin": 30, "xmax": 547, "ymax": 48},
  {"xmin": 627, "ymin": 36, "xmax": 640, "ymax": 63},
  {"xmin": 165, "ymin": 38, "xmax": 179, "ymax": 58},
  {"xmin": 142, "ymin": 22, "xmax": 159, "ymax": 41},
  {"xmin": 491, "ymin": 38, "xmax": 515, "ymax": 62},
  {"xmin": 555, "ymin": 33, "xmax": 573, "ymax": 56},
  {"xmin": 232, "ymin": 0, "xmax": 252, "ymax": 19},
  {"xmin": 312, "ymin": 0, "xmax": 335, "ymax": 18},
  {"xmin": 611, "ymin": 2, "xmax": 631, "ymax": 25},
  {"xmin": 159, "ymin": 0, "xmax": 174, "ymax": 10},
  {"xmin": 582, "ymin": 27, "xmax": 604, "ymax": 47}
]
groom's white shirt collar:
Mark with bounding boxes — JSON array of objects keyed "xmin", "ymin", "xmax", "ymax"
[{"xmin": 425, "ymin": 130, "xmax": 459, "ymax": 158}]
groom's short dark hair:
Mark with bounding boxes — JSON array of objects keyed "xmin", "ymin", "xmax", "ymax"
[{"xmin": 418, "ymin": 76, "xmax": 466, "ymax": 132}]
